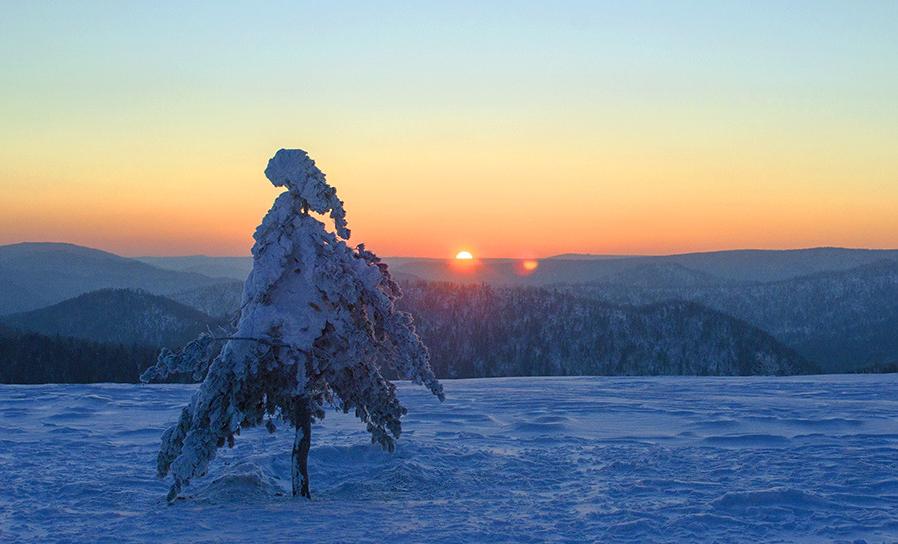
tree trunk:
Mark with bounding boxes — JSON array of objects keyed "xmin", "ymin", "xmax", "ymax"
[{"xmin": 292, "ymin": 398, "xmax": 312, "ymax": 499}]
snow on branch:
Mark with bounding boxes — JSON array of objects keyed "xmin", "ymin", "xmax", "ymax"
[
  {"xmin": 148, "ymin": 149, "xmax": 443, "ymax": 501},
  {"xmin": 263, "ymin": 149, "xmax": 350, "ymax": 239}
]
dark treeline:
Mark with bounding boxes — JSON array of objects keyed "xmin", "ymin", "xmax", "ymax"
[
  {"xmin": 855, "ymin": 362, "xmax": 898, "ymax": 374},
  {"xmin": 0, "ymin": 327, "xmax": 156, "ymax": 384}
]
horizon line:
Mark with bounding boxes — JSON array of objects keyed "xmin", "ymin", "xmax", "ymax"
[{"xmin": 6, "ymin": 240, "xmax": 898, "ymax": 261}]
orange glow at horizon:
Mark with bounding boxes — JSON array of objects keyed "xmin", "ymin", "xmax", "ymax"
[
  {"xmin": 3, "ymin": 134, "xmax": 898, "ymax": 258},
  {"xmin": 455, "ymin": 250, "xmax": 474, "ymax": 260}
]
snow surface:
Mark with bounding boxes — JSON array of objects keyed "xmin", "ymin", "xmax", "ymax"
[{"xmin": 2, "ymin": 375, "xmax": 898, "ymax": 543}]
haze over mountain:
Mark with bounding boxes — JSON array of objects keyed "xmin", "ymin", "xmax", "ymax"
[
  {"xmin": 391, "ymin": 247, "xmax": 898, "ymax": 286},
  {"xmin": 136, "ymin": 256, "xmax": 253, "ymax": 282},
  {"xmin": 0, "ymin": 243, "xmax": 224, "ymax": 314},
  {"xmin": 138, "ymin": 255, "xmax": 423, "ymax": 283},
  {"xmin": 136, "ymin": 247, "xmax": 898, "ymax": 287}
]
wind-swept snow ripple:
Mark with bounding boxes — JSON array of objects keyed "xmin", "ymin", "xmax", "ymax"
[{"xmin": 1, "ymin": 375, "xmax": 898, "ymax": 542}]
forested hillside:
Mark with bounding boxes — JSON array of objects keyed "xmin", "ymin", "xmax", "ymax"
[
  {"xmin": 169, "ymin": 281, "xmax": 244, "ymax": 318},
  {"xmin": 573, "ymin": 260, "xmax": 898, "ymax": 371},
  {"xmin": 2, "ymin": 289, "xmax": 223, "ymax": 349},
  {"xmin": 0, "ymin": 281, "xmax": 812, "ymax": 383},
  {"xmin": 398, "ymin": 282, "xmax": 813, "ymax": 378}
]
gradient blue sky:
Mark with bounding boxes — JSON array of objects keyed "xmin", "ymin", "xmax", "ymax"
[{"xmin": 2, "ymin": 1, "xmax": 897, "ymax": 257}]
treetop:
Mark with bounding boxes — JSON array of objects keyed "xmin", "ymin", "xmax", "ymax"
[{"xmin": 264, "ymin": 149, "xmax": 350, "ymax": 238}]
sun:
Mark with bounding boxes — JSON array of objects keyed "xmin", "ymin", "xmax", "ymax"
[{"xmin": 455, "ymin": 250, "xmax": 474, "ymax": 260}]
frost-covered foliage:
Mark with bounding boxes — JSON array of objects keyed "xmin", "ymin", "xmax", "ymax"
[
  {"xmin": 140, "ymin": 333, "xmax": 222, "ymax": 384},
  {"xmin": 145, "ymin": 149, "xmax": 443, "ymax": 501}
]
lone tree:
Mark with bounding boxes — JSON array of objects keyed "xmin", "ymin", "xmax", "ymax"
[{"xmin": 143, "ymin": 149, "xmax": 444, "ymax": 501}]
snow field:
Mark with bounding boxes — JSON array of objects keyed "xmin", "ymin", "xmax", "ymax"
[{"xmin": 1, "ymin": 375, "xmax": 897, "ymax": 543}]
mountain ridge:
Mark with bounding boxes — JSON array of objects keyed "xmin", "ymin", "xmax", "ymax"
[
  {"xmin": 1, "ymin": 288, "xmax": 223, "ymax": 349},
  {"xmin": 0, "ymin": 242, "xmax": 226, "ymax": 314}
]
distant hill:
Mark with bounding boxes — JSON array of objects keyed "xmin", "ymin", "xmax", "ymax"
[
  {"xmin": 0, "ymin": 243, "xmax": 224, "ymax": 315},
  {"xmin": 654, "ymin": 247, "xmax": 898, "ymax": 283},
  {"xmin": 2, "ymin": 289, "xmax": 222, "ymax": 349},
  {"xmin": 399, "ymin": 282, "xmax": 814, "ymax": 378},
  {"xmin": 575, "ymin": 260, "xmax": 898, "ymax": 372}
]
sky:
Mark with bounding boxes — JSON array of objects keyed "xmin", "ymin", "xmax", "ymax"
[{"xmin": 1, "ymin": 1, "xmax": 897, "ymax": 258}]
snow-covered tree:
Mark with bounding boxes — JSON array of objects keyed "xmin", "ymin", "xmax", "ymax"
[{"xmin": 143, "ymin": 149, "xmax": 443, "ymax": 501}]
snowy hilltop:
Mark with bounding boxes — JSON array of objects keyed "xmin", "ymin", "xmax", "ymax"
[{"xmin": 143, "ymin": 149, "xmax": 442, "ymax": 500}]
